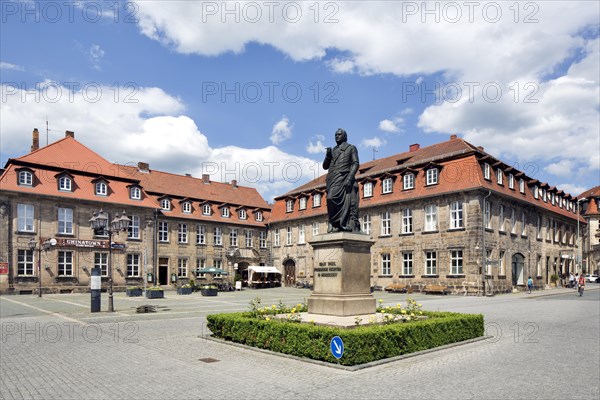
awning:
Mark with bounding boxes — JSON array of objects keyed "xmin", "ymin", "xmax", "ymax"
[
  {"xmin": 196, "ymin": 267, "xmax": 229, "ymax": 275},
  {"xmin": 247, "ymin": 266, "xmax": 282, "ymax": 274}
]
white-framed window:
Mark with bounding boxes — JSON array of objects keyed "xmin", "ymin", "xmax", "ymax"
[
  {"xmin": 259, "ymin": 231, "xmax": 267, "ymax": 248},
  {"xmin": 424, "ymin": 204, "xmax": 437, "ymax": 232},
  {"xmin": 361, "ymin": 214, "xmax": 371, "ymax": 235},
  {"xmin": 221, "ymin": 207, "xmax": 230, "ymax": 218},
  {"xmin": 519, "ymin": 179, "xmax": 525, "ymax": 193},
  {"xmin": 312, "ymin": 221, "xmax": 320, "ymax": 236},
  {"xmin": 546, "ymin": 219, "xmax": 551, "ymax": 240},
  {"xmin": 449, "ymin": 201, "xmax": 463, "ymax": 229},
  {"xmin": 95, "ymin": 182, "xmax": 107, "ymax": 196},
  {"xmin": 485, "ymin": 200, "xmax": 492, "ymax": 229},
  {"xmin": 161, "ymin": 199, "xmax": 171, "ymax": 211},
  {"xmin": 214, "ymin": 227, "xmax": 222, "ymax": 246},
  {"xmin": 94, "ymin": 252, "xmax": 108, "ymax": 276},
  {"xmin": 58, "ymin": 251, "xmax": 73, "ymax": 276},
  {"xmin": 178, "ymin": 223, "xmax": 188, "ymax": 243},
  {"xmin": 197, "ymin": 224, "xmax": 206, "ymax": 245},
  {"xmin": 18, "ymin": 170, "xmax": 33, "ymax": 186},
  {"xmin": 403, "ymin": 173, "xmax": 414, "ymax": 190},
  {"xmin": 286, "ymin": 226, "xmax": 292, "ymax": 245},
  {"xmin": 230, "ymin": 228, "xmax": 238, "ymax": 247},
  {"xmin": 17, "ymin": 204, "xmax": 34, "ymax": 232},
  {"xmin": 238, "ymin": 209, "xmax": 247, "ymax": 220},
  {"xmin": 182, "ymin": 202, "xmax": 192, "ymax": 214},
  {"xmin": 286, "ymin": 199, "xmax": 294, "ymax": 212},
  {"xmin": 128, "ymin": 215, "xmax": 140, "ymax": 239},
  {"xmin": 245, "ymin": 229, "xmax": 254, "ymax": 247},
  {"xmin": 178, "ymin": 258, "xmax": 188, "ymax": 277},
  {"xmin": 381, "ymin": 211, "xmax": 391, "ymax": 236},
  {"xmin": 425, "ymin": 251, "xmax": 437, "ymax": 275},
  {"xmin": 496, "ymin": 168, "xmax": 503, "ymax": 185},
  {"xmin": 158, "ymin": 222, "xmax": 169, "ymax": 242},
  {"xmin": 126, "ymin": 254, "xmax": 140, "ymax": 277},
  {"xmin": 313, "ymin": 193, "xmax": 322, "ymax": 207},
  {"xmin": 510, "ymin": 208, "xmax": 516, "ymax": 234},
  {"xmin": 274, "ymin": 229, "xmax": 280, "ymax": 247},
  {"xmin": 402, "ymin": 252, "xmax": 413, "ymax": 275},
  {"xmin": 58, "ymin": 176, "xmax": 72, "ymax": 191},
  {"xmin": 298, "ymin": 225, "xmax": 305, "ymax": 244},
  {"xmin": 536, "ymin": 215, "xmax": 542, "ymax": 239},
  {"xmin": 534, "ymin": 186, "xmax": 539, "ymax": 199},
  {"xmin": 485, "ymin": 250, "xmax": 492, "ymax": 275},
  {"xmin": 58, "ymin": 207, "xmax": 73, "ymax": 235},
  {"xmin": 483, "ymin": 163, "xmax": 491, "ymax": 180},
  {"xmin": 17, "ymin": 249, "xmax": 34, "ymax": 276},
  {"xmin": 521, "ymin": 212, "xmax": 527, "ymax": 236},
  {"xmin": 542, "ymin": 189, "xmax": 547, "ymax": 202},
  {"xmin": 130, "ymin": 186, "xmax": 141, "ymax": 200},
  {"xmin": 450, "ymin": 250, "xmax": 463, "ymax": 275},
  {"xmin": 214, "ymin": 259, "xmax": 222, "ymax": 269},
  {"xmin": 255, "ymin": 211, "xmax": 263, "ymax": 221},
  {"xmin": 363, "ymin": 182, "xmax": 373, "ymax": 198},
  {"xmin": 381, "ymin": 253, "xmax": 391, "ymax": 276},
  {"xmin": 553, "ymin": 220, "xmax": 559, "ymax": 242},
  {"xmin": 499, "ymin": 250, "xmax": 506, "ymax": 275},
  {"xmin": 426, "ymin": 168, "xmax": 438, "ymax": 185},
  {"xmin": 499, "ymin": 205, "xmax": 505, "ymax": 232},
  {"xmin": 508, "ymin": 173, "xmax": 514, "ymax": 189},
  {"xmin": 382, "ymin": 178, "xmax": 393, "ymax": 194},
  {"xmin": 202, "ymin": 204, "xmax": 211, "ymax": 215},
  {"xmin": 401, "ymin": 209, "xmax": 413, "ymax": 234},
  {"xmin": 299, "ymin": 197, "xmax": 307, "ymax": 210},
  {"xmin": 536, "ymin": 255, "xmax": 542, "ymax": 277},
  {"xmin": 196, "ymin": 259, "xmax": 206, "ymax": 275}
]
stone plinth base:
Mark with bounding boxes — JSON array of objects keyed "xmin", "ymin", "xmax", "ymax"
[{"xmin": 308, "ymin": 232, "xmax": 376, "ymax": 317}]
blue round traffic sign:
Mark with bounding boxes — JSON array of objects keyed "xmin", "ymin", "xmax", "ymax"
[{"xmin": 330, "ymin": 336, "xmax": 344, "ymax": 359}]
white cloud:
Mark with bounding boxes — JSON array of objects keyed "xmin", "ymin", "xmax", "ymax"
[
  {"xmin": 378, "ymin": 118, "xmax": 403, "ymax": 133},
  {"xmin": 544, "ymin": 159, "xmax": 576, "ymax": 178},
  {"xmin": 0, "ymin": 62, "xmax": 24, "ymax": 71},
  {"xmin": 360, "ymin": 137, "xmax": 386, "ymax": 148},
  {"xmin": 89, "ymin": 44, "xmax": 105, "ymax": 71},
  {"xmin": 557, "ymin": 184, "xmax": 588, "ymax": 197},
  {"xmin": 270, "ymin": 116, "xmax": 292, "ymax": 145},
  {"xmin": 0, "ymin": 82, "xmax": 319, "ymax": 201},
  {"xmin": 306, "ymin": 134, "xmax": 326, "ymax": 154}
]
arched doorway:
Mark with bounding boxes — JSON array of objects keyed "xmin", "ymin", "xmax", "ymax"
[
  {"xmin": 237, "ymin": 261, "xmax": 249, "ymax": 287},
  {"xmin": 283, "ymin": 259, "xmax": 296, "ymax": 287},
  {"xmin": 512, "ymin": 253, "xmax": 525, "ymax": 286}
]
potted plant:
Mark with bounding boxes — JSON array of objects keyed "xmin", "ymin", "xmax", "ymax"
[
  {"xmin": 126, "ymin": 286, "xmax": 143, "ymax": 297},
  {"xmin": 177, "ymin": 283, "xmax": 193, "ymax": 295},
  {"xmin": 200, "ymin": 284, "xmax": 218, "ymax": 297},
  {"xmin": 550, "ymin": 274, "xmax": 559, "ymax": 287},
  {"xmin": 146, "ymin": 286, "xmax": 164, "ymax": 299}
]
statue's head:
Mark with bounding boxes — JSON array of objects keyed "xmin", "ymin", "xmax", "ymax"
[{"xmin": 335, "ymin": 128, "xmax": 347, "ymax": 144}]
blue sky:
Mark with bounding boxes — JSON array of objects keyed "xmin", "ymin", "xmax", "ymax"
[{"xmin": 1, "ymin": 1, "xmax": 599, "ymax": 201}]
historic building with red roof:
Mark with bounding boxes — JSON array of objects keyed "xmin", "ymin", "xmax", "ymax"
[
  {"xmin": 0, "ymin": 130, "xmax": 271, "ymax": 294},
  {"xmin": 269, "ymin": 134, "xmax": 585, "ymax": 294},
  {"xmin": 577, "ymin": 186, "xmax": 600, "ymax": 275}
]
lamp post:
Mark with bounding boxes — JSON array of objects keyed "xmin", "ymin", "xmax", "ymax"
[
  {"xmin": 28, "ymin": 238, "xmax": 42, "ymax": 298},
  {"xmin": 89, "ymin": 210, "xmax": 131, "ymax": 312},
  {"xmin": 481, "ymin": 190, "xmax": 492, "ymax": 296},
  {"xmin": 577, "ymin": 197, "xmax": 587, "ymax": 274}
]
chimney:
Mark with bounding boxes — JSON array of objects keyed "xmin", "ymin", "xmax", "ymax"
[
  {"xmin": 202, "ymin": 174, "xmax": 210, "ymax": 184},
  {"xmin": 137, "ymin": 162, "xmax": 150, "ymax": 173},
  {"xmin": 31, "ymin": 128, "xmax": 40, "ymax": 151},
  {"xmin": 65, "ymin": 130, "xmax": 75, "ymax": 138},
  {"xmin": 450, "ymin": 134, "xmax": 457, "ymax": 140},
  {"xmin": 231, "ymin": 179, "xmax": 237, "ymax": 188},
  {"xmin": 409, "ymin": 143, "xmax": 420, "ymax": 152},
  {"xmin": 185, "ymin": 173, "xmax": 192, "ymax": 177},
  {"xmin": 477, "ymin": 146, "xmax": 484, "ymax": 151}
]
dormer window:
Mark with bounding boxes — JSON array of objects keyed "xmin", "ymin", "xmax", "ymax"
[
  {"xmin": 182, "ymin": 202, "xmax": 192, "ymax": 213},
  {"xmin": 551, "ymin": 193, "xmax": 555, "ymax": 205},
  {"xmin": 363, "ymin": 182, "xmax": 373, "ymax": 198},
  {"xmin": 299, "ymin": 197, "xmax": 307, "ymax": 210},
  {"xmin": 18, "ymin": 170, "xmax": 33, "ymax": 186},
  {"xmin": 161, "ymin": 199, "xmax": 171, "ymax": 211},
  {"xmin": 286, "ymin": 199, "xmax": 294, "ymax": 213},
  {"xmin": 483, "ymin": 163, "xmax": 491, "ymax": 180},
  {"xmin": 543, "ymin": 189, "xmax": 547, "ymax": 202},
  {"xmin": 508, "ymin": 174, "xmax": 514, "ymax": 189},
  {"xmin": 58, "ymin": 176, "xmax": 72, "ymax": 191},
  {"xmin": 382, "ymin": 177, "xmax": 393, "ymax": 194},
  {"xmin": 238, "ymin": 209, "xmax": 247, "ymax": 220},
  {"xmin": 403, "ymin": 173, "xmax": 414, "ymax": 190},
  {"xmin": 496, "ymin": 168, "xmax": 503, "ymax": 185},
  {"xmin": 534, "ymin": 186, "xmax": 539, "ymax": 199},
  {"xmin": 426, "ymin": 168, "xmax": 438, "ymax": 185},
  {"xmin": 519, "ymin": 179, "xmax": 525, "ymax": 193},
  {"xmin": 130, "ymin": 186, "xmax": 141, "ymax": 200},
  {"xmin": 313, "ymin": 193, "xmax": 322, "ymax": 207},
  {"xmin": 202, "ymin": 204, "xmax": 211, "ymax": 215},
  {"xmin": 256, "ymin": 211, "xmax": 263, "ymax": 222},
  {"xmin": 95, "ymin": 182, "xmax": 107, "ymax": 196},
  {"xmin": 221, "ymin": 207, "xmax": 230, "ymax": 218}
]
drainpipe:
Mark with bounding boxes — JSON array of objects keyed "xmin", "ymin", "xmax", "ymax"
[{"xmin": 482, "ymin": 190, "xmax": 492, "ymax": 296}]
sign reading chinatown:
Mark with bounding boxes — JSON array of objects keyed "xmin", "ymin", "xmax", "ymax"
[{"xmin": 56, "ymin": 239, "xmax": 109, "ymax": 249}]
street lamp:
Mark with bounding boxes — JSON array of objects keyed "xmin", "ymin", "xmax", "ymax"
[
  {"xmin": 28, "ymin": 237, "xmax": 55, "ymax": 297},
  {"xmin": 576, "ymin": 197, "xmax": 587, "ymax": 274},
  {"xmin": 89, "ymin": 210, "xmax": 131, "ymax": 312}
]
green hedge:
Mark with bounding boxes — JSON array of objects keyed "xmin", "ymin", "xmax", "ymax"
[{"xmin": 206, "ymin": 311, "xmax": 484, "ymax": 366}]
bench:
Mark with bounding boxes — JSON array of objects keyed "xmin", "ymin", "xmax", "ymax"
[
  {"xmin": 464, "ymin": 287, "xmax": 479, "ymax": 296},
  {"xmin": 384, "ymin": 284, "xmax": 407, "ymax": 293},
  {"xmin": 423, "ymin": 285, "xmax": 449, "ymax": 295}
]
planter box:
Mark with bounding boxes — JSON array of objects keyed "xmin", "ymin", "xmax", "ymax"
[
  {"xmin": 126, "ymin": 288, "xmax": 143, "ymax": 297},
  {"xmin": 177, "ymin": 287, "xmax": 193, "ymax": 295},
  {"xmin": 146, "ymin": 290, "xmax": 164, "ymax": 299},
  {"xmin": 200, "ymin": 288, "xmax": 218, "ymax": 297}
]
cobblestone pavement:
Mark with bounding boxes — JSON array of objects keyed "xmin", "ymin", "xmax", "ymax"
[{"xmin": 1, "ymin": 285, "xmax": 599, "ymax": 400}]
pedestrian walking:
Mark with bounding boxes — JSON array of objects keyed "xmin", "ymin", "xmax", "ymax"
[
  {"xmin": 569, "ymin": 273, "xmax": 575, "ymax": 288},
  {"xmin": 578, "ymin": 274, "xmax": 585, "ymax": 296},
  {"xmin": 527, "ymin": 276, "xmax": 534, "ymax": 294}
]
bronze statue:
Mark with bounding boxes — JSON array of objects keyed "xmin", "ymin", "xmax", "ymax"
[{"xmin": 323, "ymin": 128, "xmax": 361, "ymax": 233}]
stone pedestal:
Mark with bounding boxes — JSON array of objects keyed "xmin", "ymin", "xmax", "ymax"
[{"xmin": 307, "ymin": 232, "xmax": 376, "ymax": 316}]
